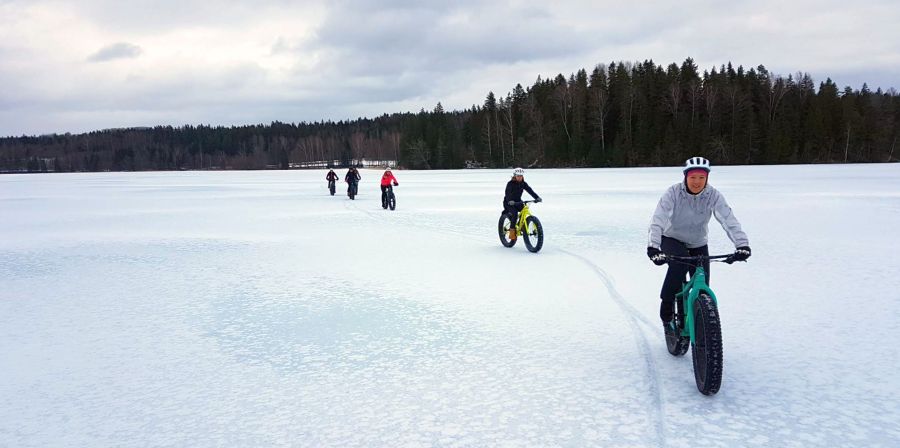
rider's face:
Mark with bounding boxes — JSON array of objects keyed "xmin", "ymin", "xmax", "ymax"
[
  {"xmin": 686, "ymin": 172, "xmax": 708, "ymax": 194},
  {"xmin": 515, "ymin": 175, "xmax": 524, "ymax": 182}
]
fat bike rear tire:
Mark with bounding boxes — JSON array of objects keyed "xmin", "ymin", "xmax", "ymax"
[
  {"xmin": 666, "ymin": 301, "xmax": 690, "ymax": 356},
  {"xmin": 498, "ymin": 214, "xmax": 517, "ymax": 248},
  {"xmin": 666, "ymin": 326, "xmax": 690, "ymax": 356},
  {"xmin": 691, "ymin": 293, "xmax": 723, "ymax": 395}
]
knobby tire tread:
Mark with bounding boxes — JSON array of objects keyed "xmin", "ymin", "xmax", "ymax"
[
  {"xmin": 523, "ymin": 216, "xmax": 543, "ymax": 253},
  {"xmin": 691, "ymin": 293, "xmax": 723, "ymax": 395},
  {"xmin": 498, "ymin": 214, "xmax": 517, "ymax": 248}
]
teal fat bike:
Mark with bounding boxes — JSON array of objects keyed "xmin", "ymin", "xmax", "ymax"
[{"xmin": 663, "ymin": 253, "xmax": 740, "ymax": 395}]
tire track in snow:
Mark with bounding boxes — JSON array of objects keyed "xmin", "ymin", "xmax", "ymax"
[
  {"xmin": 558, "ymin": 249, "xmax": 667, "ymax": 447},
  {"xmin": 345, "ymin": 197, "xmax": 497, "ymax": 245},
  {"xmin": 343, "ymin": 199, "xmax": 668, "ymax": 445}
]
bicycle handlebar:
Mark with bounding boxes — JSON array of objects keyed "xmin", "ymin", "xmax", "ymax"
[
  {"xmin": 509, "ymin": 200, "xmax": 540, "ymax": 206},
  {"xmin": 664, "ymin": 254, "xmax": 733, "ymax": 261},
  {"xmin": 663, "ymin": 253, "xmax": 740, "ymax": 266}
]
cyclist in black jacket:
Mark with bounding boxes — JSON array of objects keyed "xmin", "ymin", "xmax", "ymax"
[
  {"xmin": 345, "ymin": 167, "xmax": 361, "ymax": 197},
  {"xmin": 503, "ymin": 167, "xmax": 541, "ymax": 239},
  {"xmin": 326, "ymin": 169, "xmax": 338, "ymax": 191}
]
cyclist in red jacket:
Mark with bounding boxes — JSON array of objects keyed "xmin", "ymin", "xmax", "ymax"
[{"xmin": 380, "ymin": 167, "xmax": 399, "ymax": 208}]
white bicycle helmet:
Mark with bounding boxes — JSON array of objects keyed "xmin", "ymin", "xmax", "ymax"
[
  {"xmin": 683, "ymin": 156, "xmax": 711, "ymax": 173},
  {"xmin": 385, "ymin": 166, "xmax": 392, "ymax": 171},
  {"xmin": 513, "ymin": 167, "xmax": 525, "ymax": 176}
]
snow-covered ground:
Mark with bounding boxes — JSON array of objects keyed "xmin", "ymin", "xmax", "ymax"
[{"xmin": 2, "ymin": 165, "xmax": 898, "ymax": 447}]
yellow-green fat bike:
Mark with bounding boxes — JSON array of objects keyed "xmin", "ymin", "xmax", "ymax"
[{"xmin": 498, "ymin": 200, "xmax": 544, "ymax": 253}]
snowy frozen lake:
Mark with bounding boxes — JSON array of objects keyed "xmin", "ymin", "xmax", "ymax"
[{"xmin": 2, "ymin": 165, "xmax": 899, "ymax": 447}]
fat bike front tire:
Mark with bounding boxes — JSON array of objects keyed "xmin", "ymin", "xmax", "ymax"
[
  {"xmin": 498, "ymin": 214, "xmax": 517, "ymax": 248},
  {"xmin": 691, "ymin": 293, "xmax": 723, "ymax": 395},
  {"xmin": 388, "ymin": 193, "xmax": 396, "ymax": 210},
  {"xmin": 522, "ymin": 216, "xmax": 543, "ymax": 253}
]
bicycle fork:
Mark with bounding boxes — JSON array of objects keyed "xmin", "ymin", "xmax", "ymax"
[{"xmin": 675, "ymin": 272, "xmax": 718, "ymax": 343}]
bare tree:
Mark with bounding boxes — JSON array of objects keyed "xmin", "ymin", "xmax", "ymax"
[
  {"xmin": 408, "ymin": 138, "xmax": 431, "ymax": 169},
  {"xmin": 844, "ymin": 124, "xmax": 851, "ymax": 162},
  {"xmin": 494, "ymin": 106, "xmax": 504, "ymax": 165},
  {"xmin": 501, "ymin": 95, "xmax": 516, "ymax": 162},
  {"xmin": 666, "ymin": 81, "xmax": 681, "ymax": 122},
  {"xmin": 595, "ymin": 87, "xmax": 610, "ymax": 154},
  {"xmin": 482, "ymin": 113, "xmax": 493, "ymax": 164},
  {"xmin": 523, "ymin": 94, "xmax": 546, "ymax": 161},
  {"xmin": 390, "ymin": 131, "xmax": 401, "ymax": 165},
  {"xmin": 724, "ymin": 83, "xmax": 750, "ymax": 154},
  {"xmin": 624, "ymin": 80, "xmax": 636, "ymax": 163},
  {"xmin": 349, "ymin": 130, "xmax": 366, "ymax": 164},
  {"xmin": 687, "ymin": 80, "xmax": 700, "ymax": 129},
  {"xmin": 553, "ymin": 78, "xmax": 572, "ymax": 140},
  {"xmin": 704, "ymin": 82, "xmax": 718, "ymax": 132},
  {"xmin": 766, "ymin": 75, "xmax": 790, "ymax": 124},
  {"xmin": 889, "ymin": 136, "xmax": 896, "ymax": 162}
]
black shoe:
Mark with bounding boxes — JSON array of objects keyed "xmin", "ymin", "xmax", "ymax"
[{"xmin": 663, "ymin": 321, "xmax": 676, "ymax": 336}]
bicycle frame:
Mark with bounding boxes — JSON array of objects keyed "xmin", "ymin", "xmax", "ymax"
[
  {"xmin": 675, "ymin": 266, "xmax": 717, "ymax": 343},
  {"xmin": 515, "ymin": 203, "xmax": 533, "ymax": 234},
  {"xmin": 670, "ymin": 254, "xmax": 732, "ymax": 343}
]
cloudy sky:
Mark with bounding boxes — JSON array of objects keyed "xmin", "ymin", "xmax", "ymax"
[{"xmin": 1, "ymin": 0, "xmax": 898, "ymax": 137}]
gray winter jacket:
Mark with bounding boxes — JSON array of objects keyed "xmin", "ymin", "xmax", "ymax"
[{"xmin": 648, "ymin": 182, "xmax": 749, "ymax": 249}]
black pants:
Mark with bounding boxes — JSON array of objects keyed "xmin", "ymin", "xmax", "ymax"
[
  {"xmin": 659, "ymin": 236, "xmax": 710, "ymax": 323},
  {"xmin": 503, "ymin": 202, "xmax": 524, "ymax": 226},
  {"xmin": 381, "ymin": 185, "xmax": 392, "ymax": 205}
]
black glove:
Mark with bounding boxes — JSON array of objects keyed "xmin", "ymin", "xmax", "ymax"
[
  {"xmin": 507, "ymin": 200, "xmax": 516, "ymax": 206},
  {"xmin": 647, "ymin": 247, "xmax": 667, "ymax": 266},
  {"xmin": 534, "ymin": 197, "xmax": 542, "ymax": 203},
  {"xmin": 733, "ymin": 246, "xmax": 751, "ymax": 262}
]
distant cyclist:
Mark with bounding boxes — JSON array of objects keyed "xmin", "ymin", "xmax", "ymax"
[
  {"xmin": 646, "ymin": 157, "xmax": 751, "ymax": 334},
  {"xmin": 345, "ymin": 166, "xmax": 361, "ymax": 197},
  {"xmin": 503, "ymin": 167, "xmax": 541, "ymax": 241},
  {"xmin": 380, "ymin": 167, "xmax": 399, "ymax": 208},
  {"xmin": 326, "ymin": 169, "xmax": 338, "ymax": 191}
]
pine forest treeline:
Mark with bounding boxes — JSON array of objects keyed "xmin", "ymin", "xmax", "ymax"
[{"xmin": 3, "ymin": 58, "xmax": 898, "ymax": 173}]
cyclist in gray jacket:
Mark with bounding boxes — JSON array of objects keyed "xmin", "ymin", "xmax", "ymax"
[{"xmin": 646, "ymin": 157, "xmax": 751, "ymax": 330}]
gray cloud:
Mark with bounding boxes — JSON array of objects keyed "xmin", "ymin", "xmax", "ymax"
[
  {"xmin": 262, "ymin": 1, "xmax": 605, "ymax": 113},
  {"xmin": 66, "ymin": 0, "xmax": 319, "ymax": 33},
  {"xmin": 2, "ymin": 0, "xmax": 899, "ymax": 136},
  {"xmin": 308, "ymin": 2, "xmax": 597, "ymax": 73},
  {"xmin": 87, "ymin": 42, "xmax": 143, "ymax": 62}
]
